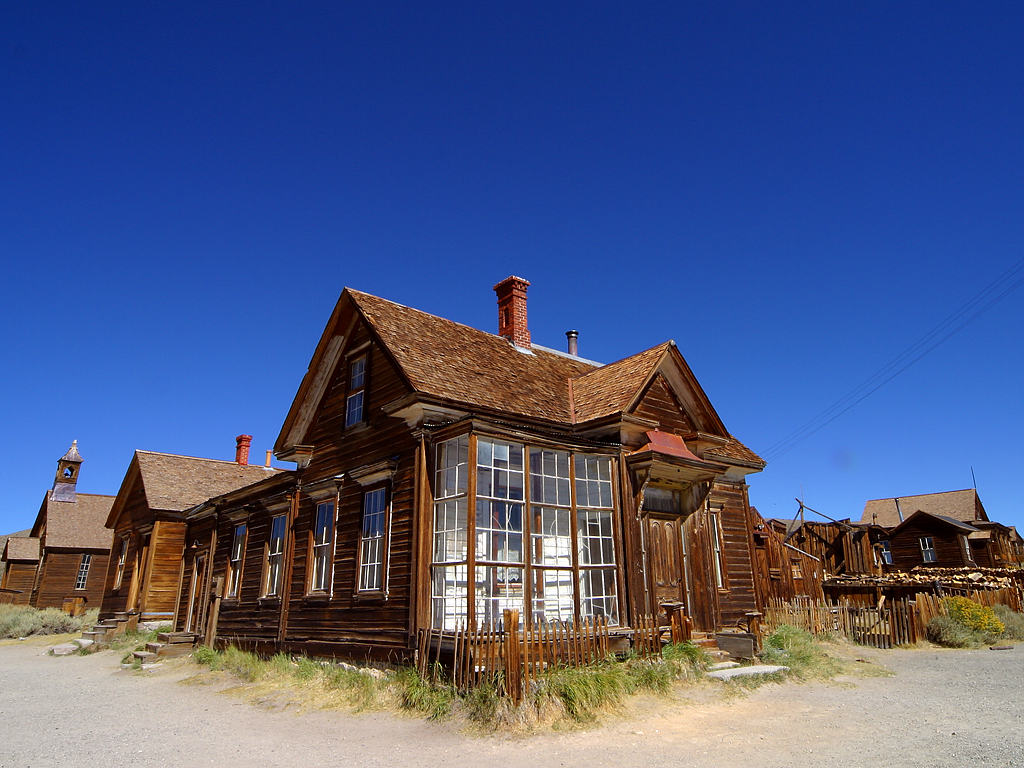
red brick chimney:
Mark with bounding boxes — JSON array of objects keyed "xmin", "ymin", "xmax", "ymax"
[
  {"xmin": 494, "ymin": 276, "xmax": 531, "ymax": 349},
  {"xmin": 235, "ymin": 434, "xmax": 252, "ymax": 466}
]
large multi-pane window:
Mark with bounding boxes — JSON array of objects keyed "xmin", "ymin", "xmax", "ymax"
[
  {"xmin": 345, "ymin": 356, "xmax": 367, "ymax": 427},
  {"xmin": 264, "ymin": 515, "xmax": 287, "ymax": 597},
  {"xmin": 359, "ymin": 487, "xmax": 388, "ymax": 591},
  {"xmin": 430, "ymin": 434, "xmax": 618, "ymax": 629},
  {"xmin": 431, "ymin": 435, "xmax": 469, "ymax": 629},
  {"xmin": 310, "ymin": 502, "xmax": 335, "ymax": 592},
  {"xmin": 227, "ymin": 523, "xmax": 247, "ymax": 597},
  {"xmin": 75, "ymin": 554, "xmax": 92, "ymax": 590}
]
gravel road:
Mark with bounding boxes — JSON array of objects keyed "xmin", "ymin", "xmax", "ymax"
[{"xmin": 0, "ymin": 638, "xmax": 1020, "ymax": 768}]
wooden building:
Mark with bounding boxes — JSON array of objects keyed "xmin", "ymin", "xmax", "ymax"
[
  {"xmin": 770, "ymin": 519, "xmax": 885, "ymax": 576},
  {"xmin": 0, "ymin": 536, "xmax": 40, "ymax": 605},
  {"xmin": 172, "ymin": 278, "xmax": 821, "ymax": 660},
  {"xmin": 861, "ymin": 489, "xmax": 1024, "ymax": 570},
  {"xmin": 98, "ymin": 438, "xmax": 279, "ymax": 623},
  {"xmin": 880, "ymin": 510, "xmax": 980, "ymax": 570},
  {"xmin": 19, "ymin": 442, "xmax": 115, "ymax": 609}
]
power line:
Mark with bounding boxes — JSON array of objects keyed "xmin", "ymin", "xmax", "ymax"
[{"xmin": 764, "ymin": 256, "xmax": 1024, "ymax": 461}]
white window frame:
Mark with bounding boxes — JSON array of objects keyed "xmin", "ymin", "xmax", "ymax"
[
  {"xmin": 709, "ymin": 510, "xmax": 726, "ymax": 589},
  {"xmin": 345, "ymin": 355, "xmax": 367, "ymax": 427},
  {"xmin": 264, "ymin": 514, "xmax": 287, "ymax": 597},
  {"xmin": 227, "ymin": 523, "xmax": 247, "ymax": 598},
  {"xmin": 879, "ymin": 540, "xmax": 893, "ymax": 565},
  {"xmin": 310, "ymin": 501, "xmax": 335, "ymax": 593},
  {"xmin": 919, "ymin": 536, "xmax": 937, "ymax": 563},
  {"xmin": 74, "ymin": 554, "xmax": 92, "ymax": 590},
  {"xmin": 960, "ymin": 534, "xmax": 973, "ymax": 563},
  {"xmin": 358, "ymin": 487, "xmax": 389, "ymax": 592},
  {"xmin": 113, "ymin": 538, "xmax": 129, "ymax": 589}
]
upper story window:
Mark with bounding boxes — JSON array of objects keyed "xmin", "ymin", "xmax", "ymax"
[
  {"xmin": 345, "ymin": 356, "xmax": 367, "ymax": 427},
  {"xmin": 227, "ymin": 523, "xmax": 247, "ymax": 598},
  {"xmin": 358, "ymin": 487, "xmax": 389, "ymax": 592},
  {"xmin": 879, "ymin": 540, "xmax": 893, "ymax": 565},
  {"xmin": 919, "ymin": 536, "xmax": 937, "ymax": 563},
  {"xmin": 113, "ymin": 538, "xmax": 129, "ymax": 589},
  {"xmin": 310, "ymin": 502, "xmax": 335, "ymax": 593},
  {"xmin": 75, "ymin": 554, "xmax": 92, "ymax": 590},
  {"xmin": 264, "ymin": 515, "xmax": 287, "ymax": 597}
]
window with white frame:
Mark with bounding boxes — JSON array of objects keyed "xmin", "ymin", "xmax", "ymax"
[
  {"xmin": 310, "ymin": 502, "xmax": 335, "ymax": 593},
  {"xmin": 264, "ymin": 515, "xmax": 287, "ymax": 597},
  {"xmin": 879, "ymin": 540, "xmax": 893, "ymax": 565},
  {"xmin": 919, "ymin": 536, "xmax": 937, "ymax": 563},
  {"xmin": 359, "ymin": 487, "xmax": 388, "ymax": 591},
  {"xmin": 345, "ymin": 356, "xmax": 367, "ymax": 427},
  {"xmin": 227, "ymin": 523, "xmax": 247, "ymax": 597},
  {"xmin": 575, "ymin": 454, "xmax": 618, "ymax": 623},
  {"xmin": 475, "ymin": 438, "xmax": 525, "ymax": 627},
  {"xmin": 709, "ymin": 510, "xmax": 725, "ymax": 588},
  {"xmin": 113, "ymin": 538, "xmax": 129, "ymax": 589},
  {"xmin": 74, "ymin": 554, "xmax": 92, "ymax": 590},
  {"xmin": 431, "ymin": 435, "xmax": 469, "ymax": 630},
  {"xmin": 429, "ymin": 434, "xmax": 619, "ymax": 630}
]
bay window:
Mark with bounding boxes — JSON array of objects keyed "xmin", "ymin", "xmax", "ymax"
[{"xmin": 430, "ymin": 433, "xmax": 619, "ymax": 630}]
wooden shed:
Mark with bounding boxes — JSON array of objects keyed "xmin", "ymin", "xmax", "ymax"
[
  {"xmin": 0, "ymin": 536, "xmax": 40, "ymax": 605},
  {"xmin": 173, "ymin": 278, "xmax": 821, "ymax": 659}
]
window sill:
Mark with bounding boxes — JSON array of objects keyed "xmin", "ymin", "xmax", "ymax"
[
  {"xmin": 258, "ymin": 596, "xmax": 282, "ymax": 605},
  {"xmin": 343, "ymin": 422, "xmax": 370, "ymax": 435},
  {"xmin": 353, "ymin": 591, "xmax": 387, "ymax": 604},
  {"xmin": 303, "ymin": 593, "xmax": 331, "ymax": 604}
]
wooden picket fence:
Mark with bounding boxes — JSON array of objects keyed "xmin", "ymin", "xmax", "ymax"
[
  {"xmin": 764, "ymin": 586, "xmax": 1024, "ymax": 650},
  {"xmin": 416, "ymin": 608, "xmax": 694, "ymax": 703}
]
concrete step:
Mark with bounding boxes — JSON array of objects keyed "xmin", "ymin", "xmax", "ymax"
[{"xmin": 707, "ymin": 664, "xmax": 789, "ymax": 681}]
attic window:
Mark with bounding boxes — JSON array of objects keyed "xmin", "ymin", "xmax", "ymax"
[{"xmin": 345, "ymin": 355, "xmax": 367, "ymax": 427}]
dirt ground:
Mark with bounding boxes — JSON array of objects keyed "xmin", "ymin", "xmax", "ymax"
[{"xmin": 0, "ymin": 636, "xmax": 1021, "ymax": 768}]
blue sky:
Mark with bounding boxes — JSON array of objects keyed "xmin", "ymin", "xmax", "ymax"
[{"xmin": 2, "ymin": 2, "xmax": 1022, "ymax": 535}]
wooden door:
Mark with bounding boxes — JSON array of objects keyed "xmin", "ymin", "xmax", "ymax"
[
  {"xmin": 646, "ymin": 516, "xmax": 689, "ymax": 613},
  {"xmin": 185, "ymin": 552, "xmax": 210, "ymax": 634}
]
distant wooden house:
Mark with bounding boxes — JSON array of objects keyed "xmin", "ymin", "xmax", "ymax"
[
  {"xmin": 0, "ymin": 536, "xmax": 40, "ymax": 605},
  {"xmin": 773, "ymin": 519, "xmax": 885, "ymax": 576},
  {"xmin": 171, "ymin": 278, "xmax": 821, "ymax": 660},
  {"xmin": 861, "ymin": 489, "xmax": 1023, "ymax": 569},
  {"xmin": 23, "ymin": 442, "xmax": 115, "ymax": 609},
  {"xmin": 98, "ymin": 438, "xmax": 279, "ymax": 623}
]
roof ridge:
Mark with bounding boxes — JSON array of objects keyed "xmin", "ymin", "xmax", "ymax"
[
  {"xmin": 866, "ymin": 488, "xmax": 975, "ymax": 502},
  {"xmin": 136, "ymin": 449, "xmax": 278, "ymax": 468},
  {"xmin": 348, "ymin": 288, "xmax": 503, "ymax": 343},
  {"xmin": 571, "ymin": 340, "xmax": 673, "ymax": 381}
]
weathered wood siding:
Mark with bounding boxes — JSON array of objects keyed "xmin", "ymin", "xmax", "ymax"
[
  {"xmin": 789, "ymin": 522, "xmax": 877, "ymax": 576},
  {"xmin": 1, "ymin": 562, "xmax": 37, "ymax": 604},
  {"xmin": 711, "ymin": 481, "xmax": 758, "ymax": 627},
  {"xmin": 138, "ymin": 520, "xmax": 186, "ymax": 620},
  {"xmin": 887, "ymin": 518, "xmax": 971, "ymax": 571},
  {"xmin": 632, "ymin": 375, "xmax": 695, "ymax": 434},
  {"xmin": 98, "ymin": 476, "xmax": 149, "ymax": 619},
  {"xmin": 748, "ymin": 507, "xmax": 825, "ymax": 606},
  {"xmin": 33, "ymin": 550, "xmax": 110, "ymax": 609}
]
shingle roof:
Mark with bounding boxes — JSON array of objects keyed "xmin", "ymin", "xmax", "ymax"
[
  {"xmin": 136, "ymin": 451, "xmax": 282, "ymax": 512},
  {"xmin": 2, "ymin": 536, "xmax": 40, "ymax": 562},
  {"xmin": 888, "ymin": 509, "xmax": 980, "ymax": 537},
  {"xmin": 861, "ymin": 489, "xmax": 984, "ymax": 528},
  {"xmin": 570, "ymin": 342, "xmax": 672, "ymax": 423},
  {"xmin": 350, "ymin": 289, "xmax": 596, "ymax": 423},
  {"xmin": 38, "ymin": 492, "xmax": 115, "ymax": 550},
  {"xmin": 705, "ymin": 436, "xmax": 765, "ymax": 467}
]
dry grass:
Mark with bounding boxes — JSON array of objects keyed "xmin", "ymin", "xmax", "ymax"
[{"xmin": 0, "ymin": 605, "xmax": 98, "ymax": 639}]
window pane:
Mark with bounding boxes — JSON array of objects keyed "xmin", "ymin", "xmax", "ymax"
[
  {"xmin": 349, "ymin": 357, "xmax": 366, "ymax": 389},
  {"xmin": 474, "ymin": 566, "xmax": 524, "ymax": 628},
  {"xmin": 477, "ymin": 438, "xmax": 524, "ymax": 501},
  {"xmin": 476, "ymin": 500, "xmax": 523, "ymax": 564},
  {"xmin": 579, "ymin": 568, "xmax": 618, "ymax": 624},
  {"xmin": 345, "ymin": 391, "xmax": 364, "ymax": 426},
  {"xmin": 531, "ymin": 568, "xmax": 575, "ymax": 625},
  {"xmin": 359, "ymin": 488, "xmax": 387, "ymax": 591},
  {"xmin": 432, "ymin": 498, "xmax": 467, "ymax": 562},
  {"xmin": 431, "ymin": 565, "xmax": 468, "ymax": 630},
  {"xmin": 531, "ymin": 506, "xmax": 572, "ymax": 566},
  {"xmin": 434, "ymin": 436, "xmax": 468, "ymax": 499}
]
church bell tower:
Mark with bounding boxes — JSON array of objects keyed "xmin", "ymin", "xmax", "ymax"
[{"xmin": 52, "ymin": 440, "xmax": 83, "ymax": 502}]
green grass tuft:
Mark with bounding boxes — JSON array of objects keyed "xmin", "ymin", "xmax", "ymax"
[{"xmin": 759, "ymin": 624, "xmax": 842, "ymax": 680}]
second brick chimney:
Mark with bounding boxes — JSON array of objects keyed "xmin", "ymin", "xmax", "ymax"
[
  {"xmin": 235, "ymin": 434, "xmax": 252, "ymax": 466},
  {"xmin": 494, "ymin": 275, "xmax": 531, "ymax": 349}
]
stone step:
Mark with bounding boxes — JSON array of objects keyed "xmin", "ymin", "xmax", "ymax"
[
  {"xmin": 50, "ymin": 643, "xmax": 79, "ymax": 656},
  {"xmin": 708, "ymin": 661, "xmax": 740, "ymax": 671},
  {"xmin": 72, "ymin": 638, "xmax": 94, "ymax": 650},
  {"xmin": 707, "ymin": 664, "xmax": 789, "ymax": 681}
]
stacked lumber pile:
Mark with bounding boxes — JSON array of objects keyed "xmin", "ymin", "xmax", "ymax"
[{"xmin": 826, "ymin": 566, "xmax": 1023, "ymax": 591}]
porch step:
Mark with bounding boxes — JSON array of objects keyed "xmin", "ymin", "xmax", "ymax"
[
  {"xmin": 157, "ymin": 632, "xmax": 198, "ymax": 645},
  {"xmin": 132, "ymin": 651, "xmax": 157, "ymax": 664},
  {"xmin": 146, "ymin": 639, "xmax": 196, "ymax": 659}
]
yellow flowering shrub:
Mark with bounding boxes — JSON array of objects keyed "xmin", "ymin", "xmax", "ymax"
[{"xmin": 943, "ymin": 596, "xmax": 1005, "ymax": 636}]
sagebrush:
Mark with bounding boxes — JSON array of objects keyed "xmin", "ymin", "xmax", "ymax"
[{"xmin": 0, "ymin": 605, "xmax": 97, "ymax": 639}]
